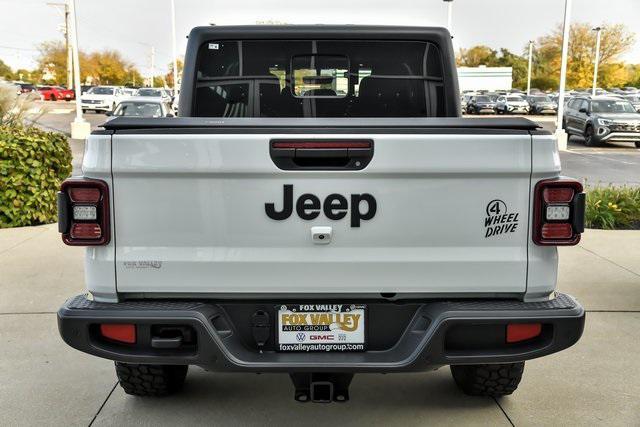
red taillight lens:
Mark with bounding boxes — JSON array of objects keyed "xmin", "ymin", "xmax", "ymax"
[
  {"xmin": 506, "ymin": 323, "xmax": 542, "ymax": 343},
  {"xmin": 533, "ymin": 179, "xmax": 584, "ymax": 246},
  {"xmin": 100, "ymin": 324, "xmax": 136, "ymax": 344},
  {"xmin": 59, "ymin": 179, "xmax": 110, "ymax": 246},
  {"xmin": 541, "ymin": 223, "xmax": 573, "ymax": 239},
  {"xmin": 69, "ymin": 187, "xmax": 101, "ymax": 203},
  {"xmin": 70, "ymin": 223, "xmax": 102, "ymax": 240},
  {"xmin": 543, "ymin": 187, "xmax": 574, "ymax": 203}
]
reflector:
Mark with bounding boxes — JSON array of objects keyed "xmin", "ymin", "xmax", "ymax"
[
  {"xmin": 541, "ymin": 223, "xmax": 573, "ymax": 239},
  {"xmin": 506, "ymin": 323, "xmax": 542, "ymax": 343},
  {"xmin": 100, "ymin": 324, "xmax": 136, "ymax": 344}
]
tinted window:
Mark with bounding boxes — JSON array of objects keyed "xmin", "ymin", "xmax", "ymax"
[{"xmin": 194, "ymin": 40, "xmax": 445, "ymax": 118}]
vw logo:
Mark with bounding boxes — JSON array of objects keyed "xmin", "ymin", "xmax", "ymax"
[{"xmin": 296, "ymin": 332, "xmax": 306, "ymax": 342}]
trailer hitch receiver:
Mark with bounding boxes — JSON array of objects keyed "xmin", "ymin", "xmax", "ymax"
[{"xmin": 289, "ymin": 373, "xmax": 354, "ymax": 403}]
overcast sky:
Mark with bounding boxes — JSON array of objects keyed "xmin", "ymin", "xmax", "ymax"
[{"xmin": 1, "ymin": 0, "xmax": 638, "ymax": 75}]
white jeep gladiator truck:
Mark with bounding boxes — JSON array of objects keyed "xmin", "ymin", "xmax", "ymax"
[{"xmin": 57, "ymin": 26, "xmax": 585, "ymax": 402}]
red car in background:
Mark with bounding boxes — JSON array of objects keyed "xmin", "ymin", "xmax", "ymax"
[{"xmin": 37, "ymin": 86, "xmax": 75, "ymax": 101}]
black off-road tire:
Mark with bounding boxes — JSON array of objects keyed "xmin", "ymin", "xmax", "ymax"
[
  {"xmin": 450, "ymin": 362, "xmax": 525, "ymax": 397},
  {"xmin": 114, "ymin": 362, "xmax": 188, "ymax": 397}
]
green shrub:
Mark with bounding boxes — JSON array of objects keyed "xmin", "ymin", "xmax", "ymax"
[
  {"xmin": 0, "ymin": 125, "xmax": 72, "ymax": 228},
  {"xmin": 585, "ymin": 186, "xmax": 640, "ymax": 230}
]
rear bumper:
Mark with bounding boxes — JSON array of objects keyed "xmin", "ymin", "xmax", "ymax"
[{"xmin": 58, "ymin": 293, "xmax": 585, "ymax": 372}]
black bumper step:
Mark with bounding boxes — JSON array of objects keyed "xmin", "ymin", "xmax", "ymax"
[{"xmin": 58, "ymin": 293, "xmax": 585, "ymax": 372}]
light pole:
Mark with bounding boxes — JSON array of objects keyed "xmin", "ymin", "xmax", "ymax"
[
  {"xmin": 67, "ymin": 0, "xmax": 89, "ymax": 139},
  {"xmin": 555, "ymin": 0, "xmax": 572, "ymax": 151},
  {"xmin": 170, "ymin": 0, "xmax": 179, "ymax": 94},
  {"xmin": 592, "ymin": 26, "xmax": 603, "ymax": 96},
  {"xmin": 444, "ymin": 0, "xmax": 453, "ymax": 33},
  {"xmin": 150, "ymin": 45, "xmax": 155, "ymax": 87},
  {"xmin": 526, "ymin": 41, "xmax": 533, "ymax": 96},
  {"xmin": 47, "ymin": 3, "xmax": 72, "ymax": 90}
]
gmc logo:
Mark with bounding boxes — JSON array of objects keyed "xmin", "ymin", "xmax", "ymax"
[
  {"xmin": 310, "ymin": 335, "xmax": 334, "ymax": 340},
  {"xmin": 265, "ymin": 184, "xmax": 377, "ymax": 227}
]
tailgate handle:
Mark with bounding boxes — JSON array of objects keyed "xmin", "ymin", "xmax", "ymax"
[{"xmin": 270, "ymin": 140, "xmax": 373, "ymax": 170}]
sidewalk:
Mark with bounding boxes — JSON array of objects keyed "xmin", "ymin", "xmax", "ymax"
[{"xmin": 0, "ymin": 226, "xmax": 638, "ymax": 426}]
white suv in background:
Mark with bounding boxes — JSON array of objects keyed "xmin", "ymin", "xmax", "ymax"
[
  {"xmin": 496, "ymin": 95, "xmax": 530, "ymax": 115},
  {"xmin": 80, "ymin": 86, "xmax": 126, "ymax": 113}
]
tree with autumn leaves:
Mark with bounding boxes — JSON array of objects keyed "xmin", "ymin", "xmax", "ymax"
[
  {"xmin": 33, "ymin": 41, "xmax": 143, "ymax": 86},
  {"xmin": 458, "ymin": 22, "xmax": 638, "ymax": 91}
]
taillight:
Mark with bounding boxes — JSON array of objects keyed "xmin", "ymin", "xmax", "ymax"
[
  {"xmin": 533, "ymin": 178, "xmax": 585, "ymax": 246},
  {"xmin": 58, "ymin": 178, "xmax": 110, "ymax": 246}
]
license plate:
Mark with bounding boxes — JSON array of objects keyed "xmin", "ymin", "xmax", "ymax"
[{"xmin": 277, "ymin": 304, "xmax": 366, "ymax": 352}]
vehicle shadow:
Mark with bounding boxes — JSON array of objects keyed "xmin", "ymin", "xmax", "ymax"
[
  {"xmin": 567, "ymin": 135, "xmax": 638, "ymax": 150},
  {"xmin": 112, "ymin": 368, "xmax": 501, "ymax": 425}
]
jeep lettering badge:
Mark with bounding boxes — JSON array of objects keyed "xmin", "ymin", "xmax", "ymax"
[{"xmin": 265, "ymin": 184, "xmax": 377, "ymax": 227}]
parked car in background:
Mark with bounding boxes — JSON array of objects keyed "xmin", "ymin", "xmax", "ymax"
[
  {"xmin": 466, "ymin": 95, "xmax": 497, "ymax": 114},
  {"xmin": 122, "ymin": 87, "xmax": 137, "ymax": 96},
  {"xmin": 81, "ymin": 86, "xmax": 126, "ymax": 113},
  {"xmin": 38, "ymin": 86, "xmax": 74, "ymax": 101},
  {"xmin": 105, "ymin": 97, "xmax": 174, "ymax": 120},
  {"xmin": 460, "ymin": 95, "xmax": 468, "ymax": 114},
  {"xmin": 14, "ymin": 82, "xmax": 37, "ymax": 95},
  {"xmin": 624, "ymin": 94, "xmax": 640, "ymax": 112},
  {"xmin": 563, "ymin": 96, "xmax": 640, "ymax": 147},
  {"xmin": 496, "ymin": 95, "xmax": 529, "ymax": 114},
  {"xmin": 58, "ymin": 86, "xmax": 75, "ymax": 101},
  {"xmin": 527, "ymin": 95, "xmax": 558, "ymax": 115},
  {"xmin": 135, "ymin": 87, "xmax": 172, "ymax": 104}
]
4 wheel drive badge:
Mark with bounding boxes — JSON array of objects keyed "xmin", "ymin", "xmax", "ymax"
[{"xmin": 484, "ymin": 199, "xmax": 520, "ymax": 238}]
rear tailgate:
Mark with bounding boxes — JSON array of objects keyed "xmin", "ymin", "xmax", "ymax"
[{"xmin": 110, "ymin": 119, "xmax": 533, "ymax": 296}]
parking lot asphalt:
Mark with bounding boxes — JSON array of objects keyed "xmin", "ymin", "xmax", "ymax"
[
  {"xmin": 0, "ymin": 225, "xmax": 638, "ymax": 426},
  {"xmin": 33, "ymin": 103, "xmax": 640, "ymax": 185}
]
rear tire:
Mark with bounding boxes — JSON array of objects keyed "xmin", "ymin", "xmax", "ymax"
[
  {"xmin": 114, "ymin": 362, "xmax": 188, "ymax": 397},
  {"xmin": 635, "ymin": 142, "xmax": 640, "ymax": 148},
  {"xmin": 450, "ymin": 362, "xmax": 525, "ymax": 397}
]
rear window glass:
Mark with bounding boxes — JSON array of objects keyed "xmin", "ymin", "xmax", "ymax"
[{"xmin": 193, "ymin": 40, "xmax": 445, "ymax": 118}]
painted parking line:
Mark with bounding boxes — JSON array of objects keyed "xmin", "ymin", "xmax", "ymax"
[{"xmin": 564, "ymin": 150, "xmax": 639, "ymax": 165}]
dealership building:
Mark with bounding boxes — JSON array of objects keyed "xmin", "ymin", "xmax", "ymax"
[{"xmin": 457, "ymin": 66, "xmax": 513, "ymax": 91}]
